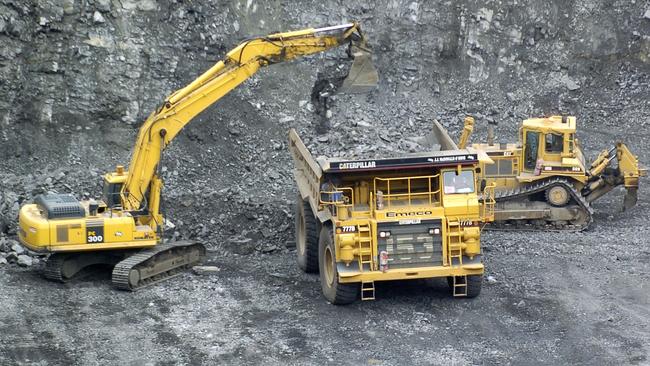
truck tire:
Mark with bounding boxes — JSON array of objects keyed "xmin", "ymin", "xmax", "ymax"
[
  {"xmin": 465, "ymin": 275, "xmax": 482, "ymax": 298},
  {"xmin": 296, "ymin": 196, "xmax": 319, "ymax": 273},
  {"xmin": 319, "ymin": 225, "xmax": 358, "ymax": 304},
  {"xmin": 447, "ymin": 275, "xmax": 482, "ymax": 298}
]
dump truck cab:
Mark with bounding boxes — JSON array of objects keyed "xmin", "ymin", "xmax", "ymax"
[{"xmin": 289, "ymin": 129, "xmax": 495, "ymax": 304}]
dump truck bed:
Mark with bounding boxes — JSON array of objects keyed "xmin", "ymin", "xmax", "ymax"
[{"xmin": 288, "ymin": 129, "xmax": 490, "ymax": 218}]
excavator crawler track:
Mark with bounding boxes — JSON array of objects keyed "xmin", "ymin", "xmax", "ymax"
[
  {"xmin": 44, "ymin": 253, "xmax": 68, "ymax": 282},
  {"xmin": 112, "ymin": 241, "xmax": 206, "ymax": 291},
  {"xmin": 486, "ymin": 177, "xmax": 594, "ymax": 232}
]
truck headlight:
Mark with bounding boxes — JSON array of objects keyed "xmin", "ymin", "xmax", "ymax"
[
  {"xmin": 379, "ymin": 231, "xmax": 391, "ymax": 238},
  {"xmin": 428, "ymin": 228, "xmax": 440, "ymax": 235}
]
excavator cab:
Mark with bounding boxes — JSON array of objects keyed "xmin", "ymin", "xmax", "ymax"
[{"xmin": 102, "ymin": 166, "xmax": 127, "ymax": 209}]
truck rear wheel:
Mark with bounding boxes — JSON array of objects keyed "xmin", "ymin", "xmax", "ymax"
[
  {"xmin": 319, "ymin": 226, "xmax": 358, "ymax": 304},
  {"xmin": 296, "ymin": 196, "xmax": 319, "ymax": 273}
]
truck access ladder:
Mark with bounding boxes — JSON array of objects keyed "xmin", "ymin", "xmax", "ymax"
[
  {"xmin": 446, "ymin": 218, "xmax": 464, "ymax": 267},
  {"xmin": 446, "ymin": 218, "xmax": 468, "ymax": 297},
  {"xmin": 357, "ymin": 223, "xmax": 374, "ymax": 271},
  {"xmin": 357, "ymin": 223, "xmax": 376, "ymax": 300},
  {"xmin": 361, "ymin": 281, "xmax": 376, "ymax": 301}
]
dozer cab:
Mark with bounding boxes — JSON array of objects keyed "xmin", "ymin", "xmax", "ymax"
[
  {"xmin": 446, "ymin": 115, "xmax": 645, "ymax": 230},
  {"xmin": 289, "ymin": 129, "xmax": 496, "ymax": 304}
]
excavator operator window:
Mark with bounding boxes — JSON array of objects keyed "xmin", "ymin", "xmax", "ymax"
[
  {"xmin": 545, "ymin": 133, "xmax": 563, "ymax": 153},
  {"xmin": 102, "ymin": 182, "xmax": 123, "ymax": 208}
]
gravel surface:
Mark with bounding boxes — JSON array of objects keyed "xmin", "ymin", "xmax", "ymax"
[{"xmin": 1, "ymin": 0, "xmax": 649, "ymax": 365}]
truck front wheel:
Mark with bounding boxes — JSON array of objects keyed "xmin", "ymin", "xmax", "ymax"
[
  {"xmin": 296, "ymin": 197, "xmax": 319, "ymax": 273},
  {"xmin": 319, "ymin": 226, "xmax": 358, "ymax": 305}
]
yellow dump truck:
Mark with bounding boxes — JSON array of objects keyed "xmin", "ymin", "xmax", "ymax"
[{"xmin": 289, "ymin": 129, "xmax": 495, "ymax": 304}]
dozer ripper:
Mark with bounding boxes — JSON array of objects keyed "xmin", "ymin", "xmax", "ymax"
[
  {"xmin": 17, "ymin": 23, "xmax": 378, "ymax": 290},
  {"xmin": 443, "ymin": 115, "xmax": 645, "ymax": 230},
  {"xmin": 289, "ymin": 129, "xmax": 496, "ymax": 304}
]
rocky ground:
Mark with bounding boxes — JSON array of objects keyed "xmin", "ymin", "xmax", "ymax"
[{"xmin": 1, "ymin": 0, "xmax": 649, "ymax": 365}]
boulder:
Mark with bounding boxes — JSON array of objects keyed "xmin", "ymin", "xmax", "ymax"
[
  {"xmin": 192, "ymin": 266, "xmax": 221, "ymax": 275},
  {"xmin": 96, "ymin": 0, "xmax": 111, "ymax": 12},
  {"xmin": 11, "ymin": 242, "xmax": 25, "ymax": 255},
  {"xmin": 17, "ymin": 254, "xmax": 33, "ymax": 267}
]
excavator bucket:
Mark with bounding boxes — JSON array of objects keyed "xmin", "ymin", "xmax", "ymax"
[
  {"xmin": 339, "ymin": 45, "xmax": 378, "ymax": 94},
  {"xmin": 623, "ymin": 187, "xmax": 638, "ymax": 211}
]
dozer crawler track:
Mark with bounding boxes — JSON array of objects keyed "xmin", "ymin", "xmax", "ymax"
[
  {"xmin": 486, "ymin": 177, "xmax": 594, "ymax": 232},
  {"xmin": 112, "ymin": 241, "xmax": 206, "ymax": 291}
]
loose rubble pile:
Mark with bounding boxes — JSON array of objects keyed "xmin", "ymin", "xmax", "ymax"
[{"xmin": 0, "ymin": 234, "xmax": 45, "ymax": 267}]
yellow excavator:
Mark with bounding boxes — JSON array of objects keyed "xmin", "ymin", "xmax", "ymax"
[
  {"xmin": 17, "ymin": 23, "xmax": 378, "ymax": 289},
  {"xmin": 438, "ymin": 115, "xmax": 645, "ymax": 230}
]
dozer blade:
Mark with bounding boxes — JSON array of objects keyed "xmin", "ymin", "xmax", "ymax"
[
  {"xmin": 623, "ymin": 187, "xmax": 638, "ymax": 212},
  {"xmin": 339, "ymin": 45, "xmax": 378, "ymax": 94}
]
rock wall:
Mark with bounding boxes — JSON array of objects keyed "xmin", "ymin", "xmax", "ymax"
[{"xmin": 1, "ymin": 1, "xmax": 648, "ymax": 146}]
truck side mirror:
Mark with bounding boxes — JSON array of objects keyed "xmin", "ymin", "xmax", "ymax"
[{"xmin": 480, "ymin": 179, "xmax": 487, "ymax": 192}]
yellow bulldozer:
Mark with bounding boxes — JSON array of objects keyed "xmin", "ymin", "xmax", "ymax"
[
  {"xmin": 434, "ymin": 115, "xmax": 645, "ymax": 230},
  {"xmin": 17, "ymin": 23, "xmax": 378, "ymax": 289}
]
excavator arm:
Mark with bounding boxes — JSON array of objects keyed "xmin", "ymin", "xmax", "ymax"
[{"xmin": 120, "ymin": 23, "xmax": 378, "ymax": 222}]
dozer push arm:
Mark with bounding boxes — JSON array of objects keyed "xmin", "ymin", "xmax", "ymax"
[
  {"xmin": 588, "ymin": 146, "xmax": 616, "ymax": 177},
  {"xmin": 121, "ymin": 23, "xmax": 375, "ymax": 212},
  {"xmin": 588, "ymin": 143, "xmax": 645, "ymax": 182},
  {"xmin": 585, "ymin": 142, "xmax": 645, "ymax": 210}
]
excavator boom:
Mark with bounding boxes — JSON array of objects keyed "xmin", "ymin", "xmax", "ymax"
[{"xmin": 122, "ymin": 22, "xmax": 378, "ymax": 217}]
